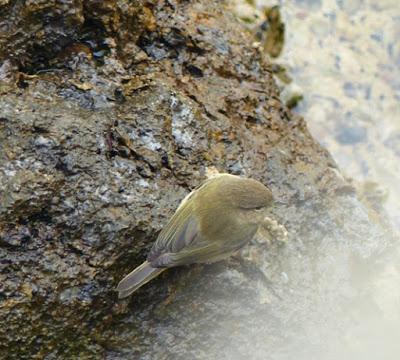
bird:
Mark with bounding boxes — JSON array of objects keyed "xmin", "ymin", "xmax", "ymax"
[{"xmin": 117, "ymin": 173, "xmax": 274, "ymax": 299}]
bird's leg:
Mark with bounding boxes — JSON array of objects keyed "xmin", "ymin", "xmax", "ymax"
[
  {"xmin": 229, "ymin": 254, "xmax": 271, "ymax": 283},
  {"xmin": 228, "ymin": 250, "xmax": 282, "ymax": 300}
]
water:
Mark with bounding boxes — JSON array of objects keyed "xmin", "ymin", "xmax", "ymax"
[{"xmin": 257, "ymin": 0, "xmax": 400, "ymax": 229}]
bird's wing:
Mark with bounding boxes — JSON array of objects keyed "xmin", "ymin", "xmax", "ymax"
[
  {"xmin": 147, "ymin": 194, "xmax": 202, "ymax": 263},
  {"xmin": 147, "ymin": 199, "xmax": 227, "ymax": 267}
]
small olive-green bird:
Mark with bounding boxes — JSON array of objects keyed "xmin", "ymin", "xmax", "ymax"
[{"xmin": 117, "ymin": 173, "xmax": 273, "ymax": 299}]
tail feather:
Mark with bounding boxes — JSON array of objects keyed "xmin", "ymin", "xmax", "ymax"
[{"xmin": 116, "ymin": 261, "xmax": 165, "ymax": 299}]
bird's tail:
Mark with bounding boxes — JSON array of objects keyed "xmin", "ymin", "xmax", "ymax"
[{"xmin": 116, "ymin": 261, "xmax": 165, "ymax": 299}]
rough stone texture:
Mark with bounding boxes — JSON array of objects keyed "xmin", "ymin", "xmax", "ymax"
[{"xmin": 0, "ymin": 1, "xmax": 397, "ymax": 359}]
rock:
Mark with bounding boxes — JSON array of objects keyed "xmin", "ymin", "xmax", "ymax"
[{"xmin": 0, "ymin": 1, "xmax": 397, "ymax": 359}]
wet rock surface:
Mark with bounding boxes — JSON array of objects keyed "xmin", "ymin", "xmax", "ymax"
[{"xmin": 0, "ymin": 1, "xmax": 397, "ymax": 359}]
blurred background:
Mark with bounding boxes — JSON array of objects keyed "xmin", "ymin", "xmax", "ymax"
[{"xmin": 234, "ymin": 0, "xmax": 400, "ymax": 230}]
